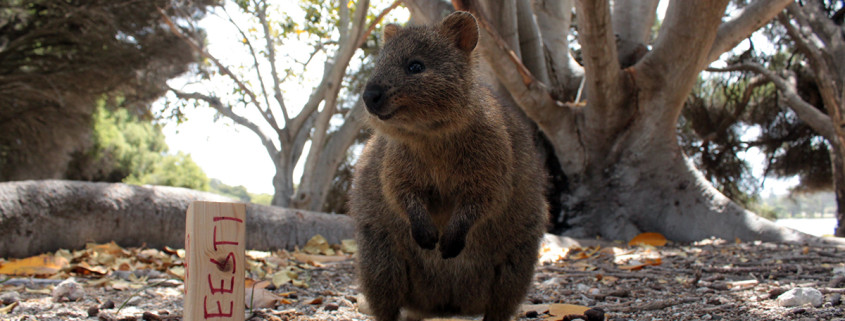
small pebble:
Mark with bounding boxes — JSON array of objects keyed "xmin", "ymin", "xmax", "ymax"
[
  {"xmin": 324, "ymin": 303, "xmax": 340, "ymax": 311},
  {"xmin": 52, "ymin": 278, "xmax": 85, "ymax": 302},
  {"xmin": 829, "ymin": 293, "xmax": 841, "ymax": 306},
  {"xmin": 142, "ymin": 311, "xmax": 161, "ymax": 320},
  {"xmin": 87, "ymin": 306, "xmax": 100, "ymax": 317},
  {"xmin": 0, "ymin": 291, "xmax": 20, "ymax": 305},
  {"xmin": 584, "ymin": 307, "xmax": 605, "ymax": 321},
  {"xmin": 101, "ymin": 300, "xmax": 116, "ymax": 309},
  {"xmin": 777, "ymin": 288, "xmax": 823, "ymax": 307},
  {"xmin": 525, "ymin": 310, "xmax": 539, "ymax": 318}
]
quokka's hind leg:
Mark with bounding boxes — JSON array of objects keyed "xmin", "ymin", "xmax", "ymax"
[
  {"xmin": 483, "ymin": 250, "xmax": 538, "ymax": 321},
  {"xmin": 357, "ymin": 225, "xmax": 408, "ymax": 321}
]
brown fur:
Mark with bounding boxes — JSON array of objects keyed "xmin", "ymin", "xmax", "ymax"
[{"xmin": 349, "ymin": 11, "xmax": 548, "ymax": 321}]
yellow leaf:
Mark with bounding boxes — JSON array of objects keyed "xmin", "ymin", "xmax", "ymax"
[
  {"xmin": 271, "ymin": 270, "xmax": 292, "ymax": 288},
  {"xmin": 548, "ymin": 303, "xmax": 590, "ymax": 317},
  {"xmin": 347, "ymin": 0, "xmax": 354, "ymax": 8},
  {"xmin": 0, "ymin": 301, "xmax": 18, "ymax": 314},
  {"xmin": 0, "ymin": 254, "xmax": 69, "ymax": 276},
  {"xmin": 628, "ymin": 232, "xmax": 668, "ymax": 247},
  {"xmin": 340, "ymin": 239, "xmax": 358, "ymax": 254},
  {"xmin": 303, "ymin": 235, "xmax": 330, "ymax": 255},
  {"xmin": 86, "ymin": 241, "xmax": 126, "ymax": 255}
]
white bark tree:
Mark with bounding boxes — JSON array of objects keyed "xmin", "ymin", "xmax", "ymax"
[
  {"xmin": 401, "ymin": 0, "xmax": 823, "ymax": 242},
  {"xmin": 163, "ymin": 0, "xmax": 399, "ymax": 209}
]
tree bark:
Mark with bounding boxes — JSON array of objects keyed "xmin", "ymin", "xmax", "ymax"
[
  {"xmin": 834, "ymin": 144, "xmax": 845, "ymax": 236},
  {"xmin": 445, "ymin": 0, "xmax": 832, "ymax": 242},
  {"xmin": 0, "ymin": 180, "xmax": 354, "ymax": 258}
]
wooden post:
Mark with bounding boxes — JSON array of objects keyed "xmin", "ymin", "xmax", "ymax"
[{"xmin": 184, "ymin": 201, "xmax": 246, "ymax": 321}]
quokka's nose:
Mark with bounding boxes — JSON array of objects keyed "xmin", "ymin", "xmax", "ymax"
[{"xmin": 363, "ymin": 84, "xmax": 385, "ymax": 114}]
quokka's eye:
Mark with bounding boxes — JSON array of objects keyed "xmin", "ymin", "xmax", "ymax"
[{"xmin": 407, "ymin": 60, "xmax": 425, "ymax": 74}]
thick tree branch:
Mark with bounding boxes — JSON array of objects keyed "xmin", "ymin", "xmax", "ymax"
[
  {"xmin": 708, "ymin": 64, "xmax": 836, "ymax": 141},
  {"xmin": 479, "ymin": 0, "xmax": 521, "ymax": 59},
  {"xmin": 532, "ymin": 0, "xmax": 583, "ymax": 100},
  {"xmin": 404, "ymin": 0, "xmax": 453, "ymax": 25},
  {"xmin": 453, "ymin": 0, "xmax": 565, "ymax": 131},
  {"xmin": 611, "ymin": 0, "xmax": 659, "ymax": 44},
  {"xmin": 705, "ymin": 0, "xmax": 792, "ymax": 66},
  {"xmin": 574, "ymin": 0, "xmax": 621, "ymax": 121},
  {"xmin": 645, "ymin": 0, "xmax": 727, "ymax": 110},
  {"xmin": 515, "ymin": 0, "xmax": 549, "ymax": 84},
  {"xmin": 288, "ymin": 0, "xmax": 371, "ymax": 138}
]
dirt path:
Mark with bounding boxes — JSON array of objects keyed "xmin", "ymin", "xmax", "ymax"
[{"xmin": 1, "ymin": 237, "xmax": 843, "ymax": 320}]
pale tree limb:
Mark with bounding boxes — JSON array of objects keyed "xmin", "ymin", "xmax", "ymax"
[
  {"xmin": 644, "ymin": 0, "xmax": 728, "ymax": 112},
  {"xmin": 611, "ymin": 0, "xmax": 659, "ymax": 44},
  {"xmin": 515, "ymin": 0, "xmax": 549, "ymax": 84},
  {"xmin": 532, "ymin": 0, "xmax": 583, "ymax": 100},
  {"xmin": 453, "ymin": 0, "xmax": 586, "ymax": 175},
  {"xmin": 707, "ymin": 63, "xmax": 836, "ymax": 141},
  {"xmin": 404, "ymin": 0, "xmax": 453, "ymax": 25},
  {"xmin": 288, "ymin": 0, "xmax": 370, "ymax": 140},
  {"xmin": 705, "ymin": 0, "xmax": 792, "ymax": 67},
  {"xmin": 574, "ymin": 0, "xmax": 621, "ymax": 126},
  {"xmin": 299, "ymin": 102, "xmax": 367, "ymax": 211},
  {"xmin": 296, "ymin": 0, "xmax": 407, "ymax": 210},
  {"xmin": 452, "ymin": 0, "xmax": 566, "ymax": 131},
  {"xmin": 0, "ymin": 180, "xmax": 355, "ymax": 258},
  {"xmin": 478, "ymin": 0, "xmax": 521, "ymax": 59}
]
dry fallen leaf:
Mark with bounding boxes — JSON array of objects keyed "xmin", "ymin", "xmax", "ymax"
[
  {"xmin": 271, "ymin": 270, "xmax": 292, "ymax": 288},
  {"xmin": 0, "ymin": 301, "xmax": 18, "ymax": 314},
  {"xmin": 292, "ymin": 252, "xmax": 351, "ymax": 265},
  {"xmin": 628, "ymin": 232, "xmax": 668, "ymax": 247},
  {"xmin": 520, "ymin": 303, "xmax": 550, "ymax": 315},
  {"xmin": 246, "ymin": 287, "xmax": 287, "ymax": 309},
  {"xmin": 617, "ymin": 257, "xmax": 662, "ymax": 270},
  {"xmin": 0, "ymin": 254, "xmax": 69, "ymax": 276},
  {"xmin": 340, "ymin": 239, "xmax": 358, "ymax": 254},
  {"xmin": 547, "ymin": 303, "xmax": 590, "ymax": 320},
  {"xmin": 302, "ymin": 235, "xmax": 333, "ymax": 255}
]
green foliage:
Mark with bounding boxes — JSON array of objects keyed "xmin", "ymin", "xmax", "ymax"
[
  {"xmin": 209, "ymin": 178, "xmax": 250, "ymax": 202},
  {"xmin": 0, "ymin": 0, "xmax": 217, "ymax": 180},
  {"xmin": 208, "ymin": 178, "xmax": 272, "ymax": 205},
  {"xmin": 71, "ymin": 100, "xmax": 210, "ymax": 191}
]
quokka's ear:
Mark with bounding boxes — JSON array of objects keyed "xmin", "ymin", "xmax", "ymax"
[
  {"xmin": 384, "ymin": 24, "xmax": 401, "ymax": 41},
  {"xmin": 439, "ymin": 11, "xmax": 478, "ymax": 54}
]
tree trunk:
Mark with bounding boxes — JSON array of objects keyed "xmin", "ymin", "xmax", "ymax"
[
  {"xmin": 561, "ymin": 103, "xmax": 810, "ymax": 242},
  {"xmin": 0, "ymin": 180, "xmax": 354, "ymax": 258},
  {"xmin": 437, "ymin": 0, "xmax": 832, "ymax": 243},
  {"xmin": 834, "ymin": 143, "xmax": 845, "ymax": 236}
]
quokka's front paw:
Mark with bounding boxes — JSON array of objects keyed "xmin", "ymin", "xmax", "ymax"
[{"xmin": 411, "ymin": 223, "xmax": 439, "ymax": 250}]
